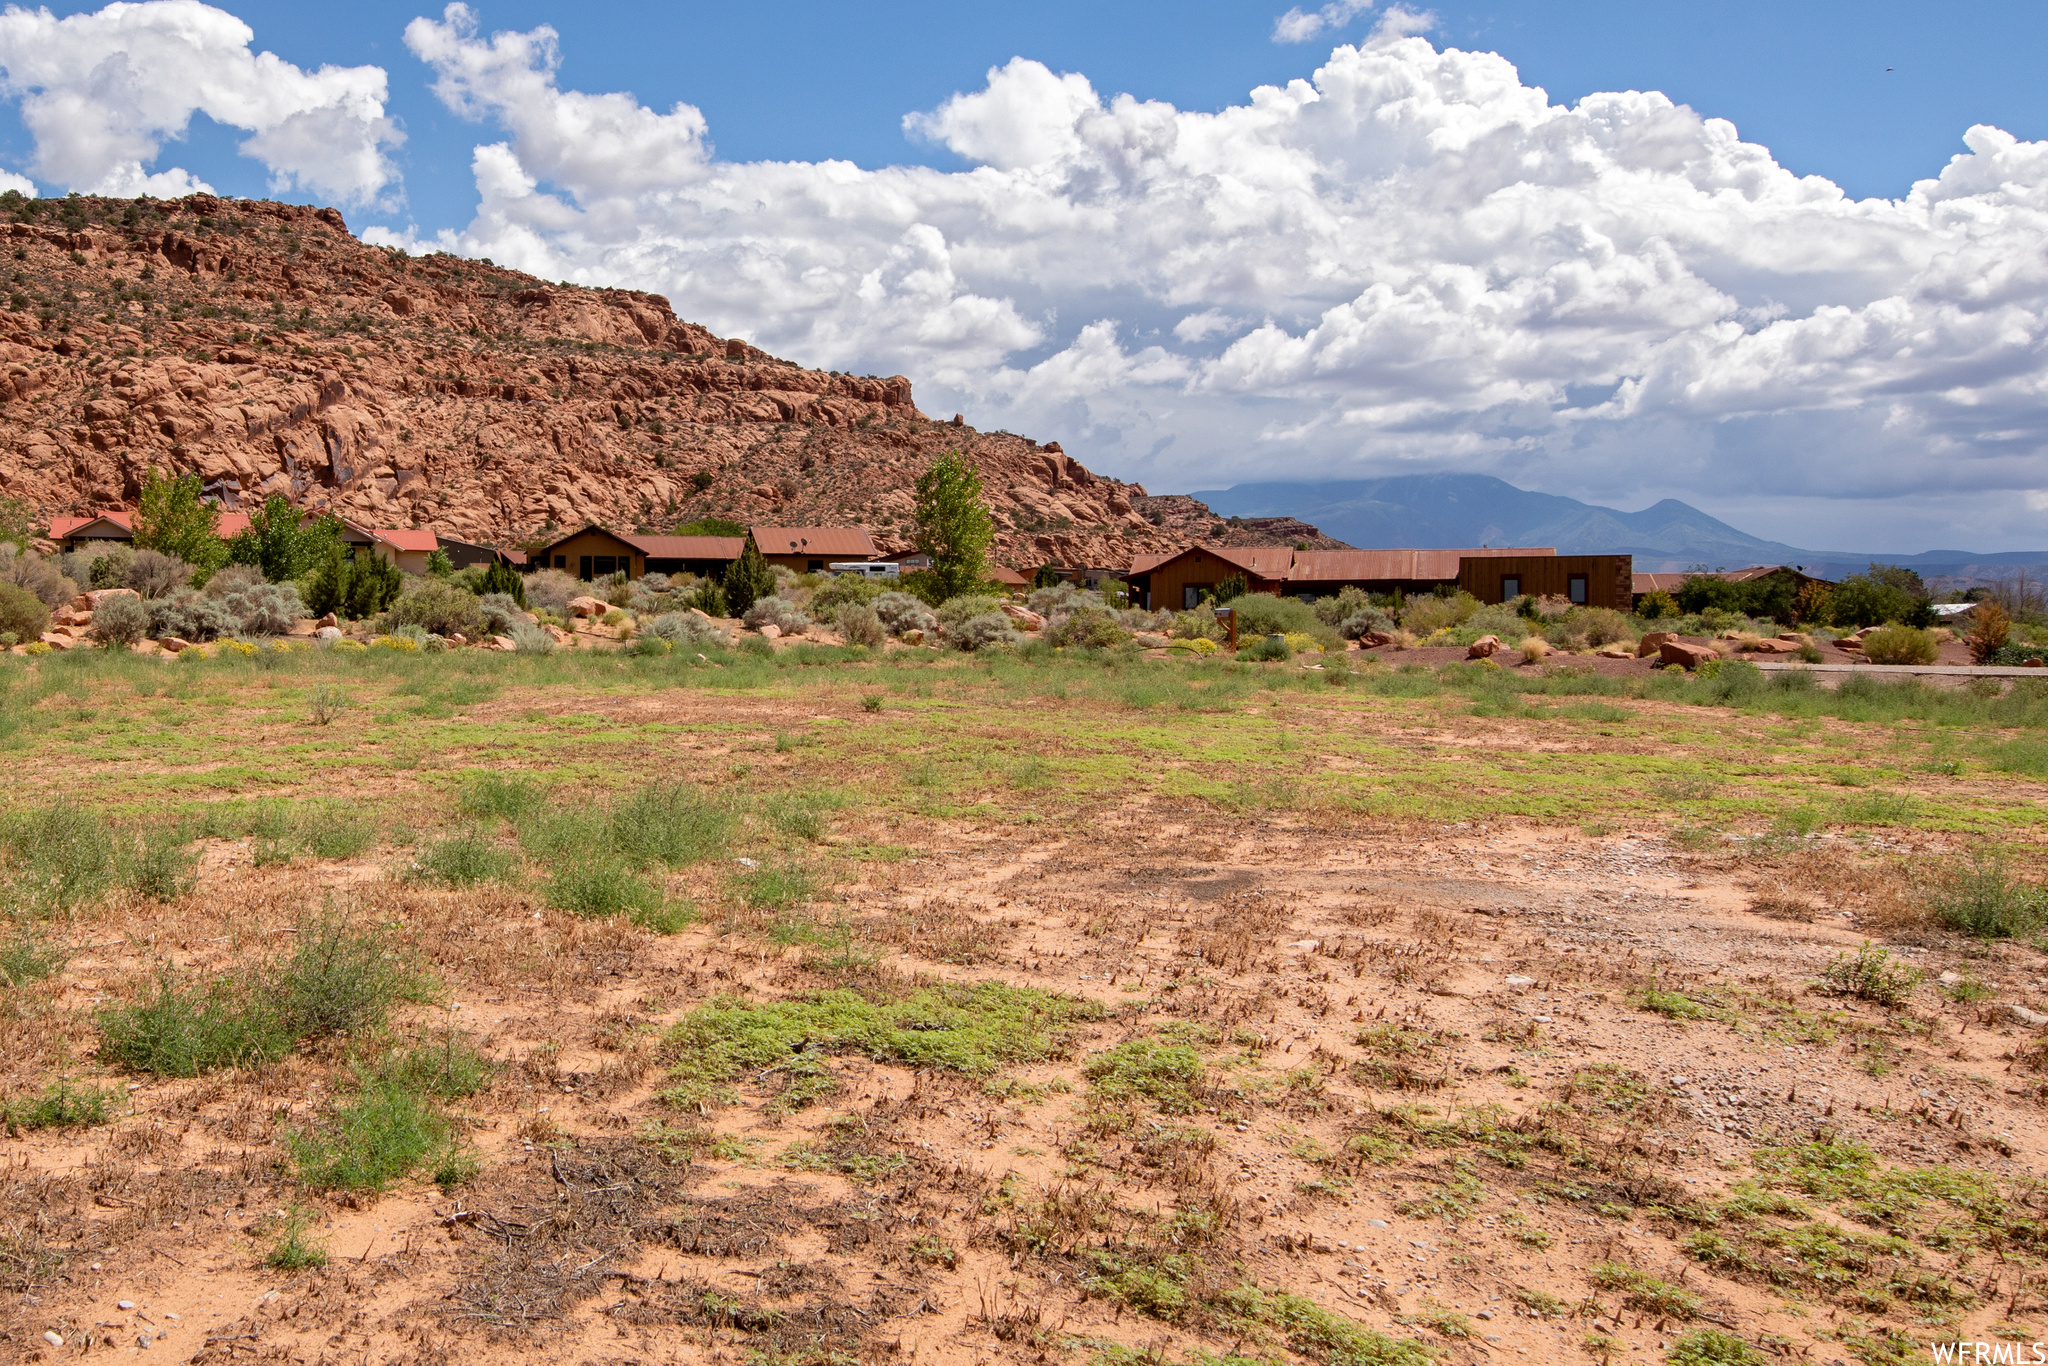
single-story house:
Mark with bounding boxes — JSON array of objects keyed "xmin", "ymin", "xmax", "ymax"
[
  {"xmin": 990, "ymin": 565, "xmax": 1029, "ymax": 589},
  {"xmin": 1122, "ymin": 543, "xmax": 1562, "ymax": 610},
  {"xmin": 527, "ymin": 525, "xmax": 749, "ymax": 580},
  {"xmin": 369, "ymin": 528, "xmax": 439, "ymax": 576},
  {"xmin": 1459, "ymin": 554, "xmax": 1634, "ymax": 609},
  {"xmin": 49, "ymin": 510, "xmax": 136, "ymax": 552},
  {"xmin": 50, "ymin": 508, "xmax": 252, "ymax": 554},
  {"xmin": 750, "ymin": 526, "xmax": 878, "ymax": 573},
  {"xmin": 630, "ymin": 536, "xmax": 747, "ymax": 578}
]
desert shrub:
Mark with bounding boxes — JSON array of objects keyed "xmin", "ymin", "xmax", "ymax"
[
  {"xmin": 477, "ymin": 591, "xmax": 524, "ymax": 635},
  {"xmin": 1239, "ymin": 634, "xmax": 1289, "ymax": 661},
  {"xmin": 1637, "ymin": 589, "xmax": 1678, "ymax": 619},
  {"xmin": 1817, "ymin": 942, "xmax": 1921, "ymax": 1005},
  {"xmin": 92, "ymin": 593, "xmax": 149, "ymax": 645},
  {"xmin": 608, "ymin": 783, "xmax": 734, "ymax": 867},
  {"xmin": 1312, "ymin": 585, "xmax": 1371, "ymax": 627},
  {"xmin": 837, "ymin": 604, "xmax": 885, "ymax": 648},
  {"xmin": 271, "ymin": 917, "xmax": 433, "ymax": 1038},
  {"xmin": 459, "ymin": 772, "xmax": 549, "ymax": 822},
  {"xmin": 684, "ymin": 579, "xmax": 728, "ymax": 617},
  {"xmin": 1047, "ymin": 608, "xmax": 1129, "ymax": 648},
  {"xmin": 378, "ymin": 1031, "xmax": 497, "ymax": 1100},
  {"xmin": 722, "ymin": 543, "xmax": 777, "ymax": 617},
  {"xmin": 1861, "ymin": 624, "xmax": 1939, "ymax": 665},
  {"xmin": 149, "ymin": 586, "xmax": 231, "ymax": 641},
  {"xmin": 0, "ymin": 543, "xmax": 77, "ymax": 608},
  {"xmin": 1667, "ymin": 1329, "xmax": 1767, "ymax": 1366},
  {"xmin": 949, "ymin": 612, "xmax": 1022, "ymax": 652},
  {"xmin": 1573, "ymin": 607, "xmax": 1637, "ymax": 646},
  {"xmin": 193, "ymin": 578, "xmax": 302, "ymax": 636},
  {"xmin": 1340, "ymin": 608, "xmax": 1396, "ymax": 640},
  {"xmin": 509, "ymin": 623, "xmax": 555, "ymax": 654},
  {"xmin": 1, "ymin": 1079, "xmax": 115, "ymax": 1131},
  {"xmin": 287, "ymin": 1076, "xmax": 459, "ymax": 1193},
  {"xmin": 1221, "ymin": 594, "xmax": 1340, "ymax": 650},
  {"xmin": 1989, "ymin": 642, "xmax": 2048, "ymax": 666},
  {"xmin": 1172, "ymin": 603, "xmax": 1227, "ymax": 643},
  {"xmin": 0, "ymin": 799, "xmax": 116, "ymax": 912},
  {"xmin": 118, "ymin": 827, "xmax": 197, "ymax": 901},
  {"xmin": 86, "ymin": 544, "xmax": 134, "ymax": 588},
  {"xmin": 1967, "ymin": 601, "xmax": 2011, "ymax": 664},
  {"xmin": 263, "ymin": 1208, "xmax": 328, "ymax": 1270},
  {"xmin": 1463, "ymin": 603, "xmax": 1528, "ymax": 639},
  {"xmin": 1399, "ymin": 591, "xmax": 1480, "ymax": 634},
  {"xmin": 523, "ymin": 568, "xmax": 580, "ymax": 615},
  {"xmin": 873, "ymin": 591, "xmax": 936, "ymax": 636},
  {"xmin": 643, "ymin": 611, "xmax": 724, "ymax": 646},
  {"xmin": 743, "ymin": 594, "xmax": 811, "ymax": 633},
  {"xmin": 0, "ymin": 932, "xmax": 64, "ymax": 986},
  {"xmin": 936, "ymin": 594, "xmax": 1004, "ymax": 631},
  {"xmin": 547, "ymin": 855, "xmax": 664, "ymax": 919},
  {"xmin": 811, "ymin": 572, "xmax": 884, "ymax": 617},
  {"xmin": 96, "ymin": 971, "xmax": 291, "ymax": 1076},
  {"xmin": 0, "ymin": 579, "xmax": 49, "ymax": 643},
  {"xmin": 1929, "ymin": 856, "xmax": 2048, "ymax": 939},
  {"xmin": 383, "ymin": 580, "xmax": 485, "ymax": 639},
  {"xmin": 1518, "ymin": 636, "xmax": 1550, "ymax": 664},
  {"xmin": 408, "ymin": 829, "xmax": 517, "ymax": 887},
  {"xmin": 204, "ymin": 563, "xmax": 265, "ymax": 596}
]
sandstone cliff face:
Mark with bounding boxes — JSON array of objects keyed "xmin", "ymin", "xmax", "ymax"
[{"xmin": 0, "ymin": 195, "xmax": 1199, "ymax": 570}]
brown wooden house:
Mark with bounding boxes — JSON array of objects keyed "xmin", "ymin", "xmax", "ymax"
[
  {"xmin": 530, "ymin": 525, "xmax": 748, "ymax": 580},
  {"xmin": 1458, "ymin": 553, "xmax": 1633, "ymax": 608}
]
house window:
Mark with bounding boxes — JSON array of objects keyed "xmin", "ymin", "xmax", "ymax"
[
  {"xmin": 553, "ymin": 555, "xmax": 565, "ymax": 569},
  {"xmin": 594, "ymin": 556, "xmax": 618, "ymax": 578},
  {"xmin": 808, "ymin": 559, "xmax": 824, "ymax": 572},
  {"xmin": 1500, "ymin": 575, "xmax": 1520, "ymax": 600},
  {"xmin": 579, "ymin": 555, "xmax": 592, "ymax": 580},
  {"xmin": 1184, "ymin": 585, "xmax": 1206, "ymax": 610},
  {"xmin": 1568, "ymin": 575, "xmax": 1588, "ymax": 605}
]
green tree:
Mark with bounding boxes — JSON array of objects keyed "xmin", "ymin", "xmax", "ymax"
[
  {"xmin": 425, "ymin": 548, "xmax": 455, "ymax": 577},
  {"xmin": 1032, "ymin": 563, "xmax": 1062, "ymax": 589},
  {"xmin": 479, "ymin": 560, "xmax": 526, "ymax": 607},
  {"xmin": 224, "ymin": 497, "xmax": 343, "ymax": 583},
  {"xmin": 721, "ymin": 542, "xmax": 775, "ymax": 617},
  {"xmin": 304, "ymin": 543, "xmax": 402, "ymax": 621},
  {"xmin": 913, "ymin": 451, "xmax": 993, "ymax": 602},
  {"xmin": 134, "ymin": 470, "xmax": 225, "ymax": 581},
  {"xmin": 1824, "ymin": 574, "xmax": 1922, "ymax": 629}
]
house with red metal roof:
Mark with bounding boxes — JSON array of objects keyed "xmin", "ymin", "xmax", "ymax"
[{"xmin": 367, "ymin": 528, "xmax": 438, "ymax": 575}]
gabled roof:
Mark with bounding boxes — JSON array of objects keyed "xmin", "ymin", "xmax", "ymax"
[
  {"xmin": 990, "ymin": 565, "xmax": 1029, "ymax": 586},
  {"xmin": 50, "ymin": 508, "xmax": 253, "ymax": 541},
  {"xmin": 623, "ymin": 535, "xmax": 746, "ymax": 561},
  {"xmin": 533, "ymin": 524, "xmax": 640, "ymax": 557},
  {"xmin": 1632, "ymin": 565, "xmax": 1820, "ymax": 595},
  {"xmin": 750, "ymin": 526, "xmax": 877, "ymax": 559},
  {"xmin": 372, "ymin": 528, "xmax": 438, "ymax": 553},
  {"xmin": 49, "ymin": 511, "xmax": 134, "ymax": 539}
]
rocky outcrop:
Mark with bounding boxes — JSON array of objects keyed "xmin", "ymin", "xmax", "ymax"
[{"xmin": 0, "ymin": 193, "xmax": 1241, "ymax": 571}]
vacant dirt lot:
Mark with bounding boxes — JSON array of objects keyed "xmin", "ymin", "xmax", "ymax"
[{"xmin": 2, "ymin": 649, "xmax": 2046, "ymax": 1366}]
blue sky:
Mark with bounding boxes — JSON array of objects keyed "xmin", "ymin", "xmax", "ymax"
[
  {"xmin": 3, "ymin": 0, "xmax": 2030, "ymax": 232},
  {"xmin": 0, "ymin": 1, "xmax": 2044, "ymax": 549}
]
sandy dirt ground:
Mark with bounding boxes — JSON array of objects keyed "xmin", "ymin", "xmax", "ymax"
[{"xmin": 3, "ymin": 681, "xmax": 2045, "ymax": 1366}]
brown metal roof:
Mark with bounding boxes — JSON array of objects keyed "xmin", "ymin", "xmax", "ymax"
[
  {"xmin": 750, "ymin": 526, "xmax": 878, "ymax": 558},
  {"xmin": 624, "ymin": 535, "xmax": 747, "ymax": 560},
  {"xmin": 1286, "ymin": 546, "xmax": 1554, "ymax": 583}
]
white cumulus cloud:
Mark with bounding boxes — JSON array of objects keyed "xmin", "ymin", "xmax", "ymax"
[
  {"xmin": 0, "ymin": 0, "xmax": 400, "ymax": 203},
  {"xmin": 1272, "ymin": 0, "xmax": 1375, "ymax": 45},
  {"xmin": 363, "ymin": 9, "xmax": 2048, "ymax": 546}
]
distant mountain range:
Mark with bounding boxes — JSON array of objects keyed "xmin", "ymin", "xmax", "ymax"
[{"xmin": 1189, "ymin": 474, "xmax": 2048, "ymax": 581}]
